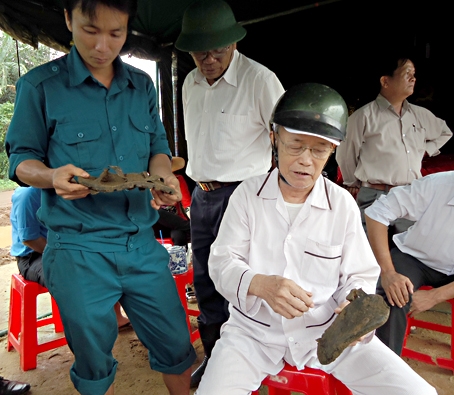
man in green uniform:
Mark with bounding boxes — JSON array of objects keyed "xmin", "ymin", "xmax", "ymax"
[{"xmin": 5, "ymin": 1, "xmax": 195, "ymax": 394}]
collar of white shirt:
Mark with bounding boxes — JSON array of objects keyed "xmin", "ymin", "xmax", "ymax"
[{"xmin": 257, "ymin": 169, "xmax": 332, "ymax": 211}]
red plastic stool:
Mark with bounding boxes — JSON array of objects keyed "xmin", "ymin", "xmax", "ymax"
[
  {"xmin": 402, "ymin": 285, "xmax": 454, "ymax": 371},
  {"xmin": 7, "ymin": 273, "xmax": 68, "ymax": 371},
  {"xmin": 252, "ymin": 363, "xmax": 352, "ymax": 395},
  {"xmin": 173, "ymin": 266, "xmax": 200, "ymax": 343}
]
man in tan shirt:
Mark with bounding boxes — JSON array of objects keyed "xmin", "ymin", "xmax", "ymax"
[{"xmin": 336, "ymin": 54, "xmax": 452, "ymax": 231}]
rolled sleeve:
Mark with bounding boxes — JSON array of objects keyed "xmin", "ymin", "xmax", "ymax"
[{"xmin": 6, "ymin": 79, "xmax": 49, "ymax": 183}]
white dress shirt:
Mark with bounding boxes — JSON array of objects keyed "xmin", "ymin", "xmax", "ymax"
[
  {"xmin": 182, "ymin": 50, "xmax": 284, "ymax": 182},
  {"xmin": 208, "ymin": 169, "xmax": 379, "ymax": 367},
  {"xmin": 336, "ymin": 94, "xmax": 452, "ymax": 188},
  {"xmin": 365, "ymin": 171, "xmax": 454, "ymax": 275}
]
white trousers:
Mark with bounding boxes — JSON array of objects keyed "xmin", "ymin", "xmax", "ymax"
[{"xmin": 195, "ymin": 330, "xmax": 437, "ymax": 395}]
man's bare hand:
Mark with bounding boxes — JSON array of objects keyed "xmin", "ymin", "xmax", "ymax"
[
  {"xmin": 409, "ymin": 288, "xmax": 437, "ymax": 316},
  {"xmin": 249, "ymin": 274, "xmax": 314, "ymax": 319},
  {"xmin": 150, "ymin": 173, "xmax": 182, "ymax": 209},
  {"xmin": 346, "ymin": 186, "xmax": 359, "ymax": 197},
  {"xmin": 53, "ymin": 164, "xmax": 90, "ymax": 200},
  {"xmin": 381, "ymin": 270, "xmax": 413, "ymax": 308}
]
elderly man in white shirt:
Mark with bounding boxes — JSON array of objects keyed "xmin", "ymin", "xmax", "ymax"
[
  {"xmin": 365, "ymin": 171, "xmax": 454, "ymax": 355},
  {"xmin": 195, "ymin": 83, "xmax": 437, "ymax": 395},
  {"xmin": 175, "ymin": 0, "xmax": 284, "ymax": 386}
]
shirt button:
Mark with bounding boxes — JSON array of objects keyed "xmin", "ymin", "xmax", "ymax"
[
  {"xmin": 407, "ymin": 150, "xmax": 410, "ymax": 153},
  {"xmin": 145, "ymin": 125, "xmax": 149, "ymax": 130},
  {"xmin": 288, "ymin": 337, "xmax": 294, "ymax": 342},
  {"xmin": 119, "ymin": 156, "xmax": 124, "ymax": 161},
  {"xmin": 52, "ymin": 66, "xmax": 58, "ymax": 72},
  {"xmin": 78, "ymin": 133, "xmax": 84, "ymax": 138},
  {"xmin": 55, "ymin": 234, "xmax": 60, "ymax": 240},
  {"xmin": 112, "ymin": 126, "xmax": 117, "ymax": 131},
  {"xmin": 287, "ymin": 235, "xmax": 292, "ymax": 240},
  {"xmin": 129, "ymin": 243, "xmax": 134, "ymax": 249},
  {"xmin": 55, "ymin": 242, "xmax": 61, "ymax": 248},
  {"xmin": 403, "ymin": 134, "xmax": 406, "ymax": 137}
]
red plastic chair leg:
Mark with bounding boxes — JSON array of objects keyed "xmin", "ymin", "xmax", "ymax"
[
  {"xmin": 7, "ymin": 273, "xmax": 67, "ymax": 371},
  {"xmin": 172, "ymin": 266, "xmax": 200, "ymax": 343}
]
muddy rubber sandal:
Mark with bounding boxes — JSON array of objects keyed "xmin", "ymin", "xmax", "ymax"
[
  {"xmin": 316, "ymin": 288, "xmax": 390, "ymax": 365},
  {"xmin": 74, "ymin": 166, "xmax": 176, "ymax": 195}
]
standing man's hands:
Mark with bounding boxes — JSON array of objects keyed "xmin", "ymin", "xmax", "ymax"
[
  {"xmin": 16, "ymin": 160, "xmax": 90, "ymax": 200},
  {"xmin": 53, "ymin": 164, "xmax": 91, "ymax": 200},
  {"xmin": 148, "ymin": 154, "xmax": 182, "ymax": 210},
  {"xmin": 150, "ymin": 173, "xmax": 182, "ymax": 209},
  {"xmin": 346, "ymin": 186, "xmax": 359, "ymax": 197},
  {"xmin": 248, "ymin": 274, "xmax": 314, "ymax": 319}
]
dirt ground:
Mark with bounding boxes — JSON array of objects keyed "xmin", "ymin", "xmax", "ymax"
[{"xmin": 0, "ymin": 200, "xmax": 453, "ymax": 395}]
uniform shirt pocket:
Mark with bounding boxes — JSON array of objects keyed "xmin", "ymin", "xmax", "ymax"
[
  {"xmin": 54, "ymin": 121, "xmax": 103, "ymax": 171},
  {"xmin": 129, "ymin": 114, "xmax": 154, "ymax": 159}
]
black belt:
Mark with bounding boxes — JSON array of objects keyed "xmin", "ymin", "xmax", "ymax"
[{"xmin": 197, "ymin": 181, "xmax": 241, "ymax": 192}]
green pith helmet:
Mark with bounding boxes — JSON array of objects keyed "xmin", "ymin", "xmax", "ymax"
[
  {"xmin": 271, "ymin": 83, "xmax": 348, "ymax": 142},
  {"xmin": 175, "ymin": 0, "xmax": 246, "ymax": 52}
]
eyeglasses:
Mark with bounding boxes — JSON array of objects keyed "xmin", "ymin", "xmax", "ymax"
[
  {"xmin": 190, "ymin": 46, "xmax": 230, "ymax": 61},
  {"xmin": 276, "ymin": 133, "xmax": 333, "ymax": 160}
]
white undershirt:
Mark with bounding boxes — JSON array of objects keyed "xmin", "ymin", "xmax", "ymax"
[{"xmin": 284, "ymin": 201, "xmax": 304, "ymax": 225}]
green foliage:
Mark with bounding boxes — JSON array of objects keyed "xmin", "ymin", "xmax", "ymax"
[
  {"xmin": 0, "ymin": 102, "xmax": 14, "ymax": 180},
  {"xmin": 0, "ymin": 32, "xmax": 54, "ymax": 97},
  {"xmin": 0, "ymin": 178, "xmax": 17, "ymax": 191},
  {"xmin": 0, "ymin": 31, "xmax": 57, "ymax": 180}
]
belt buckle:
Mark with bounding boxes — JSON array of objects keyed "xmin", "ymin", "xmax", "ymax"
[{"xmin": 199, "ymin": 182, "xmax": 213, "ymax": 192}]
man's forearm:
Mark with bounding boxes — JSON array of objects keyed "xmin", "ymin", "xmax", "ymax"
[
  {"xmin": 431, "ymin": 282, "xmax": 454, "ymax": 305},
  {"xmin": 16, "ymin": 160, "xmax": 55, "ymax": 188},
  {"xmin": 23, "ymin": 237, "xmax": 47, "ymax": 254},
  {"xmin": 365, "ymin": 214, "xmax": 395, "ymax": 273}
]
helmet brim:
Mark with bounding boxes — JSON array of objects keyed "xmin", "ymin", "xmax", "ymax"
[
  {"xmin": 284, "ymin": 128, "xmax": 341, "ymax": 146},
  {"xmin": 175, "ymin": 24, "xmax": 246, "ymax": 52}
]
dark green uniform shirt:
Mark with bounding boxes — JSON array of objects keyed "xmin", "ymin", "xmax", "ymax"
[{"xmin": 6, "ymin": 47, "xmax": 171, "ymax": 252}]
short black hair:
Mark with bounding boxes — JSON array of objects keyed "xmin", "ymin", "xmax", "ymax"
[
  {"xmin": 377, "ymin": 49, "xmax": 415, "ymax": 78},
  {"xmin": 64, "ymin": 0, "xmax": 137, "ymax": 23}
]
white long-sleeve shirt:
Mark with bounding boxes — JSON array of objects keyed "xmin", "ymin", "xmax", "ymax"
[
  {"xmin": 208, "ymin": 169, "xmax": 380, "ymax": 367},
  {"xmin": 182, "ymin": 50, "xmax": 284, "ymax": 182},
  {"xmin": 365, "ymin": 171, "xmax": 454, "ymax": 275}
]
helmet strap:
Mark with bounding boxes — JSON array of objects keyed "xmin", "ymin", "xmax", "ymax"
[{"xmin": 278, "ymin": 172, "xmax": 291, "ymax": 186}]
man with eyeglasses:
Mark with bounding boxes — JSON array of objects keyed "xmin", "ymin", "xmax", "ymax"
[
  {"xmin": 175, "ymin": 0, "xmax": 284, "ymax": 386},
  {"xmin": 194, "ymin": 83, "xmax": 436, "ymax": 395},
  {"xmin": 336, "ymin": 53, "xmax": 452, "ymax": 233}
]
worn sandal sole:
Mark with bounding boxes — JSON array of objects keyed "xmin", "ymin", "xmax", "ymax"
[
  {"xmin": 316, "ymin": 288, "xmax": 390, "ymax": 365},
  {"xmin": 74, "ymin": 165, "xmax": 176, "ymax": 195}
]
